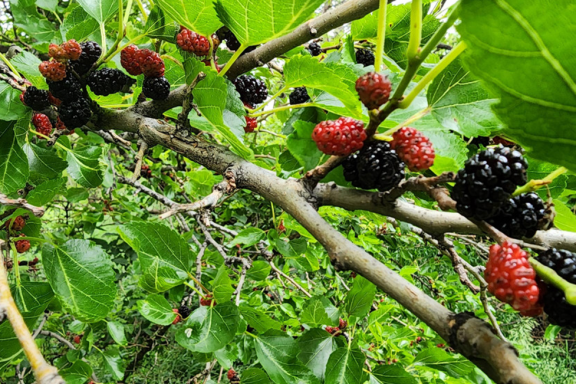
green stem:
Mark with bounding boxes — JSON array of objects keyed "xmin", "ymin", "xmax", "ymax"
[
  {"xmin": 135, "ymin": 0, "xmax": 148, "ymax": 22},
  {"xmin": 389, "ymin": 2, "xmax": 460, "ymax": 103},
  {"xmin": 0, "ymin": 53, "xmax": 22, "ymax": 79},
  {"xmin": 513, "ymin": 167, "xmax": 568, "ymax": 196},
  {"xmin": 219, "ymin": 45, "xmax": 247, "ymax": 77},
  {"xmin": 52, "ymin": 11, "xmax": 63, "ymax": 25},
  {"xmin": 186, "ymin": 272, "xmax": 209, "ymax": 293},
  {"xmin": 252, "ymin": 86, "xmax": 289, "ymax": 114},
  {"xmin": 530, "ymin": 257, "xmax": 576, "ymax": 305},
  {"xmin": 406, "ymin": 0, "xmax": 422, "ymax": 60},
  {"xmin": 374, "ymin": 0, "xmax": 388, "ymax": 73},
  {"xmin": 10, "ymin": 243, "xmax": 20, "ymax": 286},
  {"xmin": 250, "ymin": 102, "xmax": 315, "ymax": 118},
  {"xmin": 101, "ymin": 34, "xmax": 146, "ymax": 64},
  {"xmin": 380, "ymin": 106, "xmax": 432, "ymax": 136},
  {"xmin": 123, "ymin": 0, "xmax": 134, "ymax": 27},
  {"xmin": 183, "ymin": 281, "xmax": 206, "ymax": 298},
  {"xmin": 257, "ymin": 129, "xmax": 286, "ymax": 139},
  {"xmin": 100, "ymin": 23, "xmax": 108, "ymax": 58},
  {"xmin": 270, "ymin": 202, "xmax": 277, "ymax": 229},
  {"xmin": 398, "ymin": 41, "xmax": 466, "ymax": 109}
]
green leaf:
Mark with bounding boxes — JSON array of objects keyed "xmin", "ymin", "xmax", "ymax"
[
  {"xmin": 11, "ymin": 51, "xmax": 46, "ymax": 89},
  {"xmin": 76, "ymin": 0, "xmax": 118, "ymax": 23},
  {"xmin": 0, "ymin": 82, "xmax": 28, "ymax": 121},
  {"xmin": 413, "ymin": 348, "xmax": 474, "ymax": 378},
  {"xmin": 192, "ymin": 72, "xmax": 252, "ymax": 158},
  {"xmin": 119, "ymin": 222, "xmax": 195, "ymax": 280},
  {"xmin": 26, "ymin": 178, "xmax": 65, "ymax": 206},
  {"xmin": 139, "ymin": 264, "xmax": 184, "ymax": 293},
  {"xmin": 427, "ymin": 58, "xmax": 503, "ymax": 137},
  {"xmin": 8, "ymin": 0, "xmax": 57, "ymax": 43},
  {"xmin": 525, "ymin": 157, "xmax": 567, "ymax": 200},
  {"xmin": 66, "ymin": 146, "xmax": 103, "ymax": 188},
  {"xmin": 0, "ymin": 282, "xmax": 53, "ymax": 361},
  {"xmin": 301, "ymin": 297, "xmax": 332, "ymax": 327},
  {"xmin": 457, "ymin": 0, "xmax": 576, "ymax": 173},
  {"xmin": 212, "ymin": 265, "xmax": 235, "ymax": 303},
  {"xmin": 137, "ymin": 294, "xmax": 178, "ymax": 325},
  {"xmin": 325, "ymin": 346, "xmax": 365, "ymax": 384},
  {"xmin": 242, "ymin": 368, "xmax": 272, "ymax": 384},
  {"xmin": 297, "ymin": 329, "xmax": 338, "ymax": 381},
  {"xmin": 107, "ymin": 321, "xmax": 128, "ymax": 346},
  {"xmin": 60, "ymin": 360, "xmax": 93, "ymax": 384},
  {"xmin": 42, "ymin": 240, "xmax": 116, "ymax": 322},
  {"xmin": 215, "ymin": 0, "xmax": 324, "ymax": 46},
  {"xmin": 23, "ymin": 143, "xmax": 67, "ymax": 181},
  {"xmin": 144, "ymin": 6, "xmax": 179, "ymax": 41},
  {"xmin": 228, "ymin": 228, "xmax": 266, "ymax": 247},
  {"xmin": 421, "ymin": 130, "xmax": 468, "ymax": 175},
  {"xmin": 552, "ymin": 199, "xmax": 576, "ymax": 232},
  {"xmin": 284, "ymin": 56, "xmax": 362, "ymax": 118},
  {"xmin": 371, "ymin": 365, "xmax": 417, "ymax": 384},
  {"xmin": 176, "ymin": 302, "xmax": 239, "ymax": 353},
  {"xmin": 254, "ymin": 332, "xmax": 321, "ymax": 384},
  {"xmin": 157, "ymin": 0, "xmax": 221, "ymax": 36},
  {"xmin": 246, "ymin": 260, "xmax": 271, "ymax": 281},
  {"xmin": 239, "ymin": 304, "xmax": 282, "ymax": 333},
  {"xmin": 344, "ymin": 276, "xmax": 376, "ymax": 320},
  {"xmin": 0, "ymin": 123, "xmax": 29, "ymax": 195},
  {"xmin": 102, "ymin": 345, "xmax": 126, "ymax": 380},
  {"xmin": 60, "ymin": 6, "xmax": 100, "ymax": 41},
  {"xmin": 287, "ymin": 121, "xmax": 322, "ymax": 171}
]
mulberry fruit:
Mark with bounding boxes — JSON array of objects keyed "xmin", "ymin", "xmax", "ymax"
[
  {"xmin": 355, "ymin": 72, "xmax": 391, "ymax": 110},
  {"xmin": 484, "ymin": 242, "xmax": 541, "ymax": 314},
  {"xmin": 487, "ymin": 193, "xmax": 546, "ymax": 239},
  {"xmin": 23, "ymin": 86, "xmax": 51, "ymax": 111},
  {"xmin": 138, "ymin": 49, "xmax": 165, "ymax": 78},
  {"xmin": 312, "ymin": 117, "xmax": 366, "ymax": 156},
  {"xmin": 308, "ymin": 42, "xmax": 322, "ymax": 56},
  {"xmin": 289, "ymin": 87, "xmax": 310, "ymax": 105},
  {"xmin": 452, "ymin": 146, "xmax": 528, "ymax": 221},
  {"xmin": 32, "ymin": 113, "xmax": 53, "ymax": 137},
  {"xmin": 59, "ymin": 98, "xmax": 92, "ymax": 128},
  {"xmin": 177, "ymin": 27, "xmax": 210, "ymax": 56},
  {"xmin": 87, "ymin": 68, "xmax": 132, "ymax": 96},
  {"xmin": 390, "ymin": 127, "xmax": 435, "ymax": 172},
  {"xmin": 233, "ymin": 75, "xmax": 268, "ymax": 105},
  {"xmin": 356, "ymin": 49, "xmax": 375, "ymax": 67},
  {"xmin": 343, "ymin": 141, "xmax": 405, "ymax": 192},
  {"xmin": 142, "ymin": 76, "xmax": 171, "ymax": 100},
  {"xmin": 121, "ymin": 45, "xmax": 142, "ymax": 76},
  {"xmin": 39, "ymin": 61, "xmax": 67, "ymax": 82},
  {"xmin": 70, "ymin": 41, "xmax": 102, "ymax": 75},
  {"xmin": 15, "ymin": 235, "xmax": 31, "ymax": 254},
  {"xmin": 4, "ymin": 216, "xmax": 25, "ymax": 231},
  {"xmin": 47, "ymin": 75, "xmax": 83, "ymax": 103}
]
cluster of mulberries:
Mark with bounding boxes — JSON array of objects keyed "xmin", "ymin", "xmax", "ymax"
[
  {"xmin": 121, "ymin": 45, "xmax": 170, "ymax": 100},
  {"xmin": 3, "ymin": 216, "xmax": 30, "ymax": 253}
]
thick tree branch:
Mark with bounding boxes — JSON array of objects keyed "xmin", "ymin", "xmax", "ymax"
[{"xmin": 226, "ymin": 0, "xmax": 382, "ymax": 78}]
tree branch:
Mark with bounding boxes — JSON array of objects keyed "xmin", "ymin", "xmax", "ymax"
[{"xmin": 0, "ymin": 194, "xmax": 45, "ymax": 217}]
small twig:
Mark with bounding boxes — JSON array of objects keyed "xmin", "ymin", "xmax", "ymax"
[
  {"xmin": 304, "ymin": 156, "xmax": 346, "ymax": 185},
  {"xmin": 131, "ymin": 140, "xmax": 149, "ymax": 181},
  {"xmin": 269, "ymin": 260, "xmax": 312, "ymax": 298},
  {"xmin": 235, "ymin": 264, "xmax": 248, "ymax": 305},
  {"xmin": 39, "ymin": 331, "xmax": 76, "ymax": 350},
  {"xmin": 159, "ymin": 181, "xmax": 228, "ymax": 220},
  {"xmin": 0, "ymin": 194, "xmax": 44, "ymax": 217},
  {"xmin": 32, "ymin": 314, "xmax": 48, "ymax": 339}
]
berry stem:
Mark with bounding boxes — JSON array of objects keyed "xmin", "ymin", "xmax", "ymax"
[
  {"xmin": 249, "ymin": 102, "xmax": 315, "ymax": 118},
  {"xmin": 398, "ymin": 41, "xmax": 467, "ymax": 109},
  {"xmin": 0, "ymin": 53, "xmax": 22, "ymax": 80},
  {"xmin": 186, "ymin": 273, "xmax": 210, "ymax": 294},
  {"xmin": 251, "ymin": 86, "xmax": 289, "ymax": 114},
  {"xmin": 219, "ymin": 45, "xmax": 247, "ymax": 77},
  {"xmin": 388, "ymin": 3, "xmax": 460, "ymax": 106},
  {"xmin": 10, "ymin": 242, "xmax": 21, "ymax": 286},
  {"xmin": 135, "ymin": 0, "xmax": 148, "ymax": 22},
  {"xmin": 123, "ymin": 0, "xmax": 134, "ymax": 27},
  {"xmin": 381, "ymin": 106, "xmax": 432, "ymax": 136},
  {"xmin": 100, "ymin": 23, "xmax": 108, "ymax": 58},
  {"xmin": 529, "ymin": 257, "xmax": 576, "ymax": 305},
  {"xmin": 374, "ymin": 0, "xmax": 388, "ymax": 73},
  {"xmin": 406, "ymin": 0, "xmax": 423, "ymax": 61},
  {"xmin": 183, "ymin": 281, "xmax": 207, "ymax": 298},
  {"xmin": 512, "ymin": 167, "xmax": 567, "ymax": 197}
]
